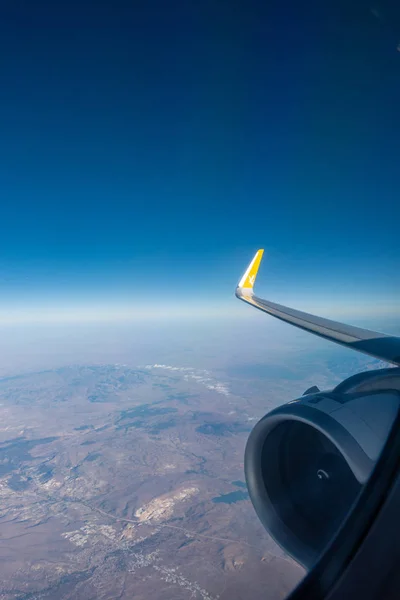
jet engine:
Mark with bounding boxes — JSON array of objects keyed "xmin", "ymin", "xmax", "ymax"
[{"xmin": 244, "ymin": 368, "xmax": 400, "ymax": 569}]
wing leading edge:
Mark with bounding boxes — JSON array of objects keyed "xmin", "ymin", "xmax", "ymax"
[{"xmin": 235, "ymin": 250, "xmax": 400, "ymax": 366}]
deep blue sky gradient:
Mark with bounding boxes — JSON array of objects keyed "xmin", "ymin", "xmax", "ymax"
[{"xmin": 0, "ymin": 0, "xmax": 399, "ymax": 319}]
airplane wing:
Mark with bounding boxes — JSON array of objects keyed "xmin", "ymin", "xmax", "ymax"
[{"xmin": 235, "ymin": 249, "xmax": 400, "ymax": 366}]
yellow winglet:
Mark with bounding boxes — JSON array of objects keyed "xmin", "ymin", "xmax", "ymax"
[{"xmin": 237, "ymin": 249, "xmax": 264, "ymax": 291}]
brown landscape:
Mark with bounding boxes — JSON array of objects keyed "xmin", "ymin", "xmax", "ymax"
[
  {"xmin": 0, "ymin": 314, "xmax": 386, "ymax": 600},
  {"xmin": 0, "ymin": 361, "xmax": 306, "ymax": 599}
]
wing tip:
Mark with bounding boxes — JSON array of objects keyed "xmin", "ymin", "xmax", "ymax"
[{"xmin": 237, "ymin": 249, "xmax": 264, "ymax": 292}]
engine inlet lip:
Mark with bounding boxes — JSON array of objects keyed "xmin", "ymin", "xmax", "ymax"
[{"xmin": 244, "ymin": 402, "xmax": 373, "ymax": 569}]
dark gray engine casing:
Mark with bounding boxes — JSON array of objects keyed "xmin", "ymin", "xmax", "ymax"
[{"xmin": 244, "ymin": 369, "xmax": 400, "ymax": 569}]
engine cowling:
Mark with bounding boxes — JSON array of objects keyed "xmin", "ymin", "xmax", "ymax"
[{"xmin": 244, "ymin": 368, "xmax": 400, "ymax": 569}]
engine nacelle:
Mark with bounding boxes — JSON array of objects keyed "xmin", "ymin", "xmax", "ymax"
[{"xmin": 245, "ymin": 368, "xmax": 400, "ymax": 569}]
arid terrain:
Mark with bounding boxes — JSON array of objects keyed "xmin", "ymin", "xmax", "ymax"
[
  {"xmin": 0, "ymin": 361, "xmax": 307, "ymax": 599},
  {"xmin": 0, "ymin": 326, "xmax": 388, "ymax": 600}
]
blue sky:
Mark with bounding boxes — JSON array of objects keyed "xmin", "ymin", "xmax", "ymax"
[{"xmin": 0, "ymin": 0, "xmax": 399, "ymax": 323}]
